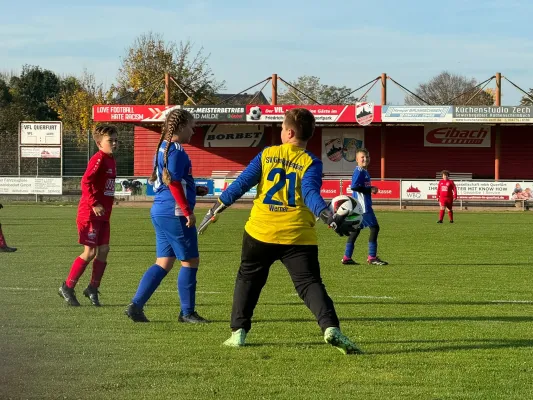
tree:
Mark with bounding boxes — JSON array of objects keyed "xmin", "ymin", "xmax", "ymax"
[
  {"xmin": 277, "ymin": 76, "xmax": 359, "ymax": 105},
  {"xmin": 111, "ymin": 32, "xmax": 225, "ymax": 105},
  {"xmin": 0, "ymin": 77, "xmax": 11, "ymax": 106},
  {"xmin": 405, "ymin": 71, "xmax": 494, "ymax": 106},
  {"xmin": 520, "ymin": 89, "xmax": 533, "ymax": 106},
  {"xmin": 48, "ymin": 70, "xmax": 106, "ymax": 143},
  {"xmin": 8, "ymin": 65, "xmax": 61, "ymax": 120}
]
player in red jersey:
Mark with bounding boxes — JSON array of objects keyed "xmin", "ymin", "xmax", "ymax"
[
  {"xmin": 0, "ymin": 203, "xmax": 17, "ymax": 252},
  {"xmin": 436, "ymin": 170, "xmax": 457, "ymax": 224},
  {"xmin": 58, "ymin": 125, "xmax": 118, "ymax": 306}
]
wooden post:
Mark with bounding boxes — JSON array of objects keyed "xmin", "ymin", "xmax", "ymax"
[
  {"xmin": 271, "ymin": 73, "xmax": 278, "ymax": 146},
  {"xmin": 164, "ymin": 72, "xmax": 170, "ymax": 106},
  {"xmin": 495, "ymin": 72, "xmax": 501, "ymax": 180},
  {"xmin": 381, "ymin": 73, "xmax": 387, "ymax": 106},
  {"xmin": 495, "ymin": 72, "xmax": 501, "ymax": 106},
  {"xmin": 271, "ymin": 73, "xmax": 278, "ymax": 106},
  {"xmin": 380, "ymin": 73, "xmax": 387, "ymax": 180}
]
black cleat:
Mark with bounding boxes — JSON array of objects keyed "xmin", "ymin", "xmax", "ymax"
[
  {"xmin": 83, "ymin": 285, "xmax": 101, "ymax": 307},
  {"xmin": 437, "ymin": 220, "xmax": 443, "ymax": 224},
  {"xmin": 449, "ymin": 220, "xmax": 454, "ymax": 223},
  {"xmin": 58, "ymin": 282, "xmax": 80, "ymax": 306},
  {"xmin": 125, "ymin": 303, "xmax": 149, "ymax": 322},
  {"xmin": 341, "ymin": 257, "xmax": 359, "ymax": 265},
  {"xmin": 0, "ymin": 246, "xmax": 17, "ymax": 252},
  {"xmin": 367, "ymin": 257, "xmax": 389, "ymax": 266},
  {"xmin": 178, "ymin": 311, "xmax": 209, "ymax": 324}
]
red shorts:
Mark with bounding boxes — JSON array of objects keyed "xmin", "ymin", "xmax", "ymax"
[
  {"xmin": 77, "ymin": 219, "xmax": 110, "ymax": 247},
  {"xmin": 439, "ymin": 200, "xmax": 454, "ymax": 209}
]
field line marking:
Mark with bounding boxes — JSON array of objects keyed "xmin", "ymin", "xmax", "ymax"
[
  {"xmin": 157, "ymin": 290, "xmax": 223, "ymax": 294},
  {"xmin": 491, "ymin": 300, "xmax": 533, "ymax": 304},
  {"xmin": 290, "ymin": 293, "xmax": 395, "ymax": 299}
]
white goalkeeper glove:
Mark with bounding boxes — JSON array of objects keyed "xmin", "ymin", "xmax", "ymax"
[{"xmin": 197, "ymin": 200, "xmax": 228, "ymax": 235}]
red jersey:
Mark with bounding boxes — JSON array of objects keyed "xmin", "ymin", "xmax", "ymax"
[
  {"xmin": 77, "ymin": 151, "xmax": 116, "ymax": 221},
  {"xmin": 437, "ymin": 179, "xmax": 457, "ymax": 201}
]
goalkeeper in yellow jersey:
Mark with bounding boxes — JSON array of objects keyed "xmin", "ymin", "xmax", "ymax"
[{"xmin": 198, "ymin": 108, "xmax": 362, "ymax": 355}]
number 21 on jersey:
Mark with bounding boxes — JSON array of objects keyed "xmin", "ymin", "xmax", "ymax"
[{"xmin": 263, "ymin": 168, "xmax": 297, "ymax": 207}]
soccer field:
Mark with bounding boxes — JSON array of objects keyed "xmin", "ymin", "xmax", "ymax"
[{"xmin": 1, "ymin": 205, "xmax": 532, "ymax": 400}]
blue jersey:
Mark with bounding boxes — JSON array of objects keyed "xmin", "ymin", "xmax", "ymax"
[
  {"xmin": 220, "ymin": 144, "xmax": 329, "ymax": 245},
  {"xmin": 351, "ymin": 166, "xmax": 373, "ymax": 213},
  {"xmin": 151, "ymin": 141, "xmax": 196, "ymax": 217}
]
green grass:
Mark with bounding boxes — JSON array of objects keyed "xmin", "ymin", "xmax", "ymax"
[{"xmin": 1, "ymin": 205, "xmax": 533, "ymax": 400}]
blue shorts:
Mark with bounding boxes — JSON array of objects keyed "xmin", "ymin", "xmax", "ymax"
[
  {"xmin": 152, "ymin": 216, "xmax": 199, "ymax": 260},
  {"xmin": 360, "ymin": 212, "xmax": 378, "ymax": 229}
]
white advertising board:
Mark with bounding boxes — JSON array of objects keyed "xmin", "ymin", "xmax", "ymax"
[{"xmin": 0, "ymin": 177, "xmax": 63, "ymax": 195}]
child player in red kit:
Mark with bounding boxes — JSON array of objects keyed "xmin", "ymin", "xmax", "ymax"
[
  {"xmin": 0, "ymin": 203, "xmax": 17, "ymax": 252},
  {"xmin": 58, "ymin": 125, "xmax": 118, "ymax": 306},
  {"xmin": 437, "ymin": 170, "xmax": 457, "ymax": 223}
]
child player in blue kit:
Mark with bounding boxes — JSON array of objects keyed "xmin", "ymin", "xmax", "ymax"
[
  {"xmin": 125, "ymin": 108, "xmax": 209, "ymax": 323},
  {"xmin": 342, "ymin": 148, "xmax": 388, "ymax": 266}
]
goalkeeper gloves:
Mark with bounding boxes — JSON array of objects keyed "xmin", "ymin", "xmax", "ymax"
[
  {"xmin": 198, "ymin": 200, "xmax": 228, "ymax": 234},
  {"xmin": 319, "ymin": 208, "xmax": 352, "ymax": 237}
]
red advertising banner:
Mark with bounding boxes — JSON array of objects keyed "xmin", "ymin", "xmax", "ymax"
[
  {"xmin": 92, "ymin": 104, "xmax": 383, "ymax": 124},
  {"xmin": 246, "ymin": 105, "xmax": 382, "ymax": 124},
  {"xmin": 342, "ymin": 180, "xmax": 400, "ymax": 199},
  {"xmin": 92, "ymin": 105, "xmax": 247, "ymax": 123},
  {"xmin": 321, "ymin": 180, "xmax": 341, "ymax": 199},
  {"xmin": 93, "ymin": 105, "xmax": 173, "ymax": 122}
]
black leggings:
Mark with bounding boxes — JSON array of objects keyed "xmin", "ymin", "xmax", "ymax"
[
  {"xmin": 346, "ymin": 224, "xmax": 380, "ymax": 244},
  {"xmin": 230, "ymin": 231, "xmax": 340, "ymax": 333}
]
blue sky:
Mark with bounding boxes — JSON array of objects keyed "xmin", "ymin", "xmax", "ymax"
[{"xmin": 1, "ymin": 0, "xmax": 532, "ymax": 105}]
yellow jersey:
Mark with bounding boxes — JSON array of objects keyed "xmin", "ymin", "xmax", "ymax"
[{"xmin": 220, "ymin": 144, "xmax": 328, "ymax": 245}]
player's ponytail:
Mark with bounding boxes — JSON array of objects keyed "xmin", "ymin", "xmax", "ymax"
[
  {"xmin": 160, "ymin": 108, "xmax": 195, "ymax": 185},
  {"xmin": 149, "ymin": 132, "xmax": 165, "ymax": 184}
]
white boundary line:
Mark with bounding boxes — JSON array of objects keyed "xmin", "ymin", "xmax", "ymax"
[{"xmin": 491, "ymin": 300, "xmax": 533, "ymax": 304}]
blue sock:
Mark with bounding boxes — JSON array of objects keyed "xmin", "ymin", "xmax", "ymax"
[
  {"xmin": 178, "ymin": 267, "xmax": 198, "ymax": 315},
  {"xmin": 369, "ymin": 241, "xmax": 377, "ymax": 258},
  {"xmin": 344, "ymin": 242, "xmax": 355, "ymax": 258},
  {"xmin": 132, "ymin": 264, "xmax": 168, "ymax": 308}
]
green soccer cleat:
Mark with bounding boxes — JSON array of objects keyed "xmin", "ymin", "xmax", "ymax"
[
  {"xmin": 223, "ymin": 328, "xmax": 247, "ymax": 347},
  {"xmin": 324, "ymin": 327, "xmax": 363, "ymax": 355}
]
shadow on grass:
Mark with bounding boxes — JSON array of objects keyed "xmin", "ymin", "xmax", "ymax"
[
  {"xmin": 261, "ymin": 300, "xmax": 533, "ymax": 307},
  {"xmin": 254, "ymin": 315, "xmax": 533, "ymax": 323},
  {"xmin": 368, "ymin": 338, "xmax": 533, "ymax": 355},
  {"xmin": 396, "ymin": 262, "xmax": 531, "ymax": 266},
  {"xmin": 242, "ymin": 341, "xmax": 325, "ymax": 348},
  {"xmin": 234, "ymin": 338, "xmax": 533, "ymax": 354}
]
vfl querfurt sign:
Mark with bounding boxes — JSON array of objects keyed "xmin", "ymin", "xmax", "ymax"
[
  {"xmin": 19, "ymin": 121, "xmax": 62, "ymax": 145},
  {"xmin": 203, "ymin": 125, "xmax": 264, "ymax": 147},
  {"xmin": 424, "ymin": 125, "xmax": 491, "ymax": 147}
]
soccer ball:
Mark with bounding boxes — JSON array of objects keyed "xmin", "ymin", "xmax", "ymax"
[
  {"xmin": 328, "ymin": 195, "xmax": 364, "ymax": 230},
  {"xmin": 249, "ymin": 106, "xmax": 262, "ymax": 120}
]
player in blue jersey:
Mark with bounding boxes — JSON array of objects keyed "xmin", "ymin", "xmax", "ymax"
[
  {"xmin": 125, "ymin": 108, "xmax": 209, "ymax": 323},
  {"xmin": 342, "ymin": 148, "xmax": 388, "ymax": 266},
  {"xmin": 198, "ymin": 108, "xmax": 363, "ymax": 355}
]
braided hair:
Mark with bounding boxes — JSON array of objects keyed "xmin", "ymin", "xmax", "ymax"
[{"xmin": 149, "ymin": 108, "xmax": 194, "ymax": 185}]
